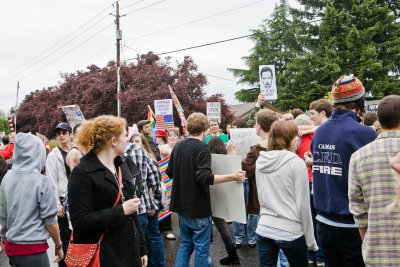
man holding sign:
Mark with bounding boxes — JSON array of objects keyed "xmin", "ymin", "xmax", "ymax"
[{"xmin": 167, "ymin": 113, "xmax": 245, "ymax": 267}]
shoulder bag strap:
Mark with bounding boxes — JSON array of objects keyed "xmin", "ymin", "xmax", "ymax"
[{"xmin": 71, "ymin": 167, "xmax": 123, "ymax": 243}]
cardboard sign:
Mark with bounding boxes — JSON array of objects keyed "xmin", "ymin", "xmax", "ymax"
[
  {"xmin": 210, "ymin": 154, "xmax": 246, "ymax": 224},
  {"xmin": 154, "ymin": 99, "xmax": 173, "ymax": 115},
  {"xmin": 230, "ymin": 128, "xmax": 261, "ymax": 160},
  {"xmin": 365, "ymin": 100, "xmax": 380, "ymax": 113},
  {"xmin": 207, "ymin": 102, "xmax": 221, "ymax": 123},
  {"xmin": 259, "ymin": 65, "xmax": 277, "ymax": 100},
  {"xmin": 154, "ymin": 99, "xmax": 174, "ymax": 129},
  {"xmin": 61, "ymin": 105, "xmax": 85, "ymax": 128}
]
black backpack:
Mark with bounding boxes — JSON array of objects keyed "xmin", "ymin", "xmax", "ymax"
[{"xmin": 122, "ymin": 145, "xmax": 144, "ymax": 199}]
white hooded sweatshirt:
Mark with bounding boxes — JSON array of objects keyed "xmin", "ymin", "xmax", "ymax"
[{"xmin": 256, "ymin": 149, "xmax": 317, "ymax": 251}]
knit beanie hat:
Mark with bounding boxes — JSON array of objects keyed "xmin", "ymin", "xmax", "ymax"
[{"xmin": 332, "ymin": 74, "xmax": 365, "ymax": 111}]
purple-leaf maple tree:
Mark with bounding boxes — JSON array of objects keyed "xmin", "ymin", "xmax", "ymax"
[{"xmin": 17, "ymin": 52, "xmax": 235, "ymax": 137}]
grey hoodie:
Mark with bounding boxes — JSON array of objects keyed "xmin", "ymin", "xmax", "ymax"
[
  {"xmin": 0, "ymin": 133, "xmax": 58, "ymax": 244},
  {"xmin": 256, "ymin": 149, "xmax": 317, "ymax": 251}
]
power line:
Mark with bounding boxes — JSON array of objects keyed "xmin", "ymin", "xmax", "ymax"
[
  {"xmin": 124, "ymin": 0, "xmax": 167, "ymax": 16},
  {"xmin": 0, "ymin": 0, "xmax": 170, "ymax": 88},
  {"xmin": 126, "ymin": 0, "xmax": 400, "ymax": 60},
  {"xmin": 120, "ymin": 0, "xmax": 146, "ymax": 10},
  {"xmin": 124, "ymin": 0, "xmax": 266, "ymax": 42},
  {"xmin": 0, "ymin": 22, "xmax": 114, "ymax": 88},
  {"xmin": 0, "ymin": 3, "xmax": 114, "ymax": 81},
  {"xmin": 0, "ymin": 14, "xmax": 113, "ymax": 85},
  {"xmin": 205, "ymin": 74, "xmax": 237, "ymax": 82}
]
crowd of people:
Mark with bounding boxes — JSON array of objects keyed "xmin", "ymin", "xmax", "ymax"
[{"xmin": 0, "ymin": 74, "xmax": 399, "ymax": 267}]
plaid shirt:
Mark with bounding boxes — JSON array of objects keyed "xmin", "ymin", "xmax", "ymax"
[
  {"xmin": 349, "ymin": 130, "xmax": 400, "ymax": 266},
  {"xmin": 125, "ymin": 143, "xmax": 163, "ymax": 215}
]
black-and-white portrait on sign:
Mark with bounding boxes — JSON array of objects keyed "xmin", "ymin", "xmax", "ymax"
[{"xmin": 259, "ymin": 65, "xmax": 277, "ymax": 100}]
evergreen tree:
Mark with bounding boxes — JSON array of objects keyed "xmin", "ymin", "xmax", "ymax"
[
  {"xmin": 228, "ymin": 0, "xmax": 303, "ymax": 110},
  {"xmin": 286, "ymin": 0, "xmax": 400, "ymax": 106},
  {"xmin": 231, "ymin": 0, "xmax": 400, "ymax": 110}
]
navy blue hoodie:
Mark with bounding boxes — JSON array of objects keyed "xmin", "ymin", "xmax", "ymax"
[{"xmin": 311, "ymin": 109, "xmax": 377, "ymax": 224}]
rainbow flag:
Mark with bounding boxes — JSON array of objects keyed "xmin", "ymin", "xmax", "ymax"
[
  {"xmin": 168, "ymin": 85, "xmax": 187, "ymax": 127},
  {"xmin": 158, "ymin": 156, "xmax": 173, "ymax": 221},
  {"xmin": 147, "ymin": 105, "xmax": 156, "ymax": 139}
]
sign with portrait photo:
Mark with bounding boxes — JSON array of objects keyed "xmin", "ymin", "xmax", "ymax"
[{"xmin": 259, "ymin": 65, "xmax": 277, "ymax": 100}]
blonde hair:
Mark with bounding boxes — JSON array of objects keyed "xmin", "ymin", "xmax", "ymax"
[
  {"xmin": 77, "ymin": 115, "xmax": 126, "ymax": 153},
  {"xmin": 187, "ymin": 113, "xmax": 209, "ymax": 135},
  {"xmin": 294, "ymin": 114, "xmax": 313, "ymax": 126}
]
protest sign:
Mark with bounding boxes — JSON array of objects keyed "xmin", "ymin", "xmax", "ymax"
[
  {"xmin": 259, "ymin": 65, "xmax": 277, "ymax": 100},
  {"xmin": 207, "ymin": 102, "xmax": 221, "ymax": 123},
  {"xmin": 61, "ymin": 105, "xmax": 85, "ymax": 128},
  {"xmin": 210, "ymin": 154, "xmax": 246, "ymax": 224},
  {"xmin": 154, "ymin": 99, "xmax": 174, "ymax": 129},
  {"xmin": 230, "ymin": 128, "xmax": 261, "ymax": 160},
  {"xmin": 365, "ymin": 100, "xmax": 380, "ymax": 113}
]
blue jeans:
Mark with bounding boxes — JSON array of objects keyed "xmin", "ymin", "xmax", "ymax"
[
  {"xmin": 175, "ymin": 214, "xmax": 212, "ymax": 267},
  {"xmin": 139, "ymin": 212, "xmax": 165, "ymax": 267},
  {"xmin": 277, "ymin": 250, "xmax": 289, "ymax": 267},
  {"xmin": 232, "ymin": 179, "xmax": 258, "ymax": 244},
  {"xmin": 257, "ymin": 234, "xmax": 308, "ymax": 267}
]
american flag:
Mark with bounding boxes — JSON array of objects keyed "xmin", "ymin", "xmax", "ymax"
[{"xmin": 156, "ymin": 114, "xmax": 174, "ymax": 130}]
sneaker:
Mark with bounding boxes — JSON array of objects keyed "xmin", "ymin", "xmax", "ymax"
[
  {"xmin": 309, "ymin": 259, "xmax": 315, "ymax": 264},
  {"xmin": 234, "ymin": 243, "xmax": 242, "ymax": 249},
  {"xmin": 166, "ymin": 233, "xmax": 176, "ymax": 240},
  {"xmin": 317, "ymin": 262, "xmax": 325, "ymax": 266}
]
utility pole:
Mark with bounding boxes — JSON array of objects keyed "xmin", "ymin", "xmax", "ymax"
[
  {"xmin": 116, "ymin": 1, "xmax": 122, "ymax": 117},
  {"xmin": 15, "ymin": 81, "xmax": 19, "ymax": 132}
]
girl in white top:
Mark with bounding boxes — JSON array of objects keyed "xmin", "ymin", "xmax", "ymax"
[
  {"xmin": 255, "ymin": 120, "xmax": 317, "ymax": 267},
  {"xmin": 159, "ymin": 129, "xmax": 179, "ymax": 160}
]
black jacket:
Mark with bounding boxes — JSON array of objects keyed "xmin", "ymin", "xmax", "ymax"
[
  {"xmin": 144, "ymin": 134, "xmax": 161, "ymax": 161},
  {"xmin": 68, "ymin": 150, "xmax": 146, "ymax": 267}
]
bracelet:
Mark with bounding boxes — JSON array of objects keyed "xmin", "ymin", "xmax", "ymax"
[{"xmin": 56, "ymin": 242, "xmax": 63, "ymax": 250}]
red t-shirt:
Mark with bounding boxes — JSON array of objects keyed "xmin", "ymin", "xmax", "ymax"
[
  {"xmin": 5, "ymin": 241, "xmax": 48, "ymax": 256},
  {"xmin": 297, "ymin": 133, "xmax": 314, "ymax": 183}
]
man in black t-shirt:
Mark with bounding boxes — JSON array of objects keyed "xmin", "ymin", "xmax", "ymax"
[{"xmin": 167, "ymin": 112, "xmax": 245, "ymax": 266}]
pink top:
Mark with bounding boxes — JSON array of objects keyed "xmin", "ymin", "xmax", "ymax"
[{"xmin": 5, "ymin": 241, "xmax": 48, "ymax": 256}]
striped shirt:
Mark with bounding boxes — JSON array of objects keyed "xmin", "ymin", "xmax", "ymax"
[{"xmin": 349, "ymin": 130, "xmax": 400, "ymax": 266}]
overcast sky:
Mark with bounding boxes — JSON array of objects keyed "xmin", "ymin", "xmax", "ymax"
[{"xmin": 0, "ymin": 0, "xmax": 299, "ymax": 113}]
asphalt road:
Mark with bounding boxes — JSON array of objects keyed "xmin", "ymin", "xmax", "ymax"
[{"xmin": 0, "ymin": 213, "xmax": 260, "ymax": 267}]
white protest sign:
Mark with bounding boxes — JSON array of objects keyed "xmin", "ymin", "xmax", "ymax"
[
  {"xmin": 210, "ymin": 154, "xmax": 246, "ymax": 224},
  {"xmin": 230, "ymin": 128, "xmax": 261, "ymax": 160},
  {"xmin": 259, "ymin": 65, "xmax": 277, "ymax": 100},
  {"xmin": 365, "ymin": 100, "xmax": 380, "ymax": 113},
  {"xmin": 207, "ymin": 102, "xmax": 221, "ymax": 123},
  {"xmin": 61, "ymin": 105, "xmax": 85, "ymax": 128},
  {"xmin": 154, "ymin": 99, "xmax": 173, "ymax": 115},
  {"xmin": 154, "ymin": 99, "xmax": 174, "ymax": 129}
]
